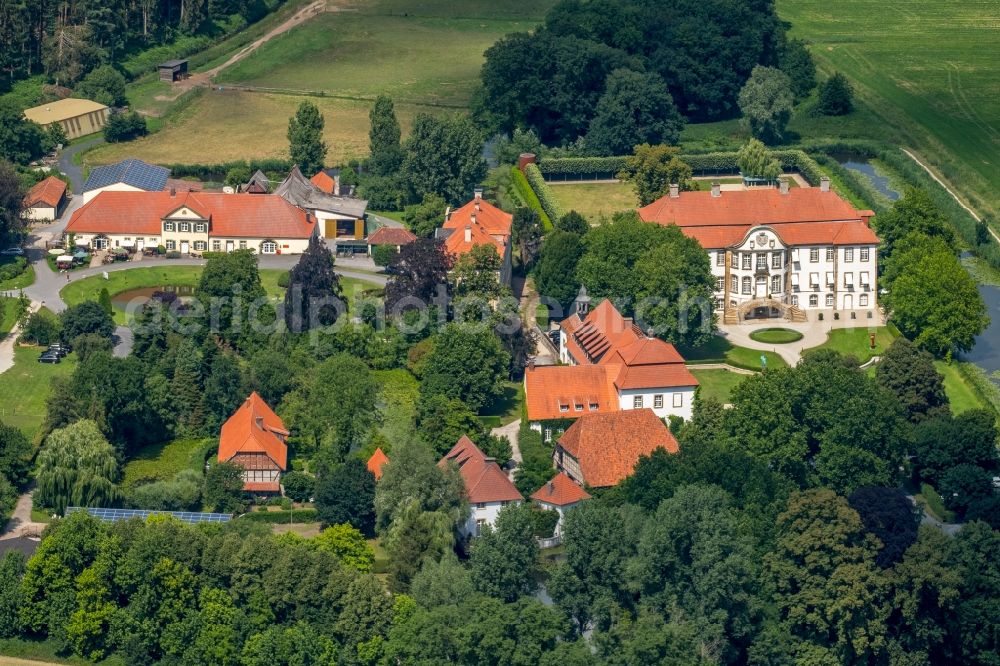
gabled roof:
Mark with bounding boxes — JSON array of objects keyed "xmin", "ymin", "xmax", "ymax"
[
  {"xmin": 24, "ymin": 176, "xmax": 66, "ymax": 208},
  {"xmin": 219, "ymin": 392, "xmax": 288, "ymax": 470},
  {"xmin": 274, "ymin": 165, "xmax": 368, "ymax": 218},
  {"xmin": 531, "ymin": 472, "xmax": 591, "ymax": 506},
  {"xmin": 368, "ymin": 226, "xmax": 417, "ymax": 246},
  {"xmin": 524, "ymin": 364, "xmax": 620, "ymax": 422},
  {"xmin": 638, "ymin": 187, "xmax": 879, "ymax": 249},
  {"xmin": 443, "ymin": 222, "xmax": 505, "ymax": 259},
  {"xmin": 561, "ymin": 300, "xmax": 642, "ymax": 365},
  {"xmin": 82, "ymin": 159, "xmax": 169, "ymax": 194},
  {"xmin": 439, "ymin": 436, "xmax": 522, "ymax": 504},
  {"xmin": 244, "ymin": 170, "xmax": 270, "ymax": 194},
  {"xmin": 310, "ymin": 169, "xmax": 339, "ymax": 194},
  {"xmin": 65, "ymin": 190, "xmax": 315, "ymax": 239},
  {"xmin": 444, "ymin": 197, "xmax": 513, "ymax": 238},
  {"xmin": 367, "ymin": 447, "xmax": 389, "ymax": 480},
  {"xmin": 558, "ymin": 409, "xmax": 678, "ymax": 487}
]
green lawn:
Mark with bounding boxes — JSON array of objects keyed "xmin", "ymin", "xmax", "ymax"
[
  {"xmin": 480, "ymin": 381, "xmax": 524, "ymax": 426},
  {"xmin": 122, "ymin": 438, "xmax": 214, "ymax": 490},
  {"xmin": 0, "ymin": 344, "xmax": 78, "ymax": 439},
  {"xmin": 373, "ymin": 368, "xmax": 419, "ymax": 451},
  {"xmin": 0, "ymin": 256, "xmax": 34, "ymax": 290},
  {"xmin": 0, "ymin": 296, "xmax": 18, "ymax": 334},
  {"xmin": 935, "ymin": 361, "xmax": 988, "ymax": 414},
  {"xmin": 0, "ymin": 637, "xmax": 125, "ymax": 665},
  {"xmin": 682, "ymin": 336, "xmax": 788, "ymax": 371},
  {"xmin": 779, "ymin": 0, "xmax": 1000, "ymax": 221},
  {"xmin": 812, "ymin": 325, "xmax": 898, "ymax": 363},
  {"xmin": 548, "ymin": 181, "xmax": 637, "ymax": 223},
  {"xmin": 691, "ymin": 368, "xmax": 749, "ymax": 405},
  {"xmin": 748, "ymin": 327, "xmax": 804, "ymax": 344}
]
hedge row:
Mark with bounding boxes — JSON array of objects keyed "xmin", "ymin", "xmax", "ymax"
[
  {"xmin": 537, "ymin": 150, "xmax": 826, "ymax": 185},
  {"xmin": 523, "ymin": 163, "xmax": 562, "ymax": 228},
  {"xmin": 164, "ymin": 158, "xmax": 292, "ymax": 182},
  {"xmin": 237, "ymin": 508, "xmax": 318, "ymax": 524},
  {"xmin": 510, "ymin": 167, "xmax": 553, "ymax": 230}
]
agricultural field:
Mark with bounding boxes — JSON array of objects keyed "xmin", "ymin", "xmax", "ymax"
[
  {"xmin": 87, "ymin": 0, "xmax": 555, "ymax": 167},
  {"xmin": 548, "ymin": 182, "xmax": 638, "ymax": 223},
  {"xmin": 778, "ymin": 0, "xmax": 1000, "ymax": 220}
]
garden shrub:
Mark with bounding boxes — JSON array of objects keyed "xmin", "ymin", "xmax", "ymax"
[
  {"xmin": 510, "ymin": 167, "xmax": 552, "ymax": 230},
  {"xmin": 276, "ymin": 271, "xmax": 291, "ymax": 288},
  {"xmin": 371, "ymin": 245, "xmax": 398, "ymax": 267},
  {"xmin": 282, "ymin": 471, "xmax": 315, "ymax": 502},
  {"xmin": 20, "ymin": 309, "xmax": 61, "ymax": 346},
  {"xmin": 530, "ymin": 507, "xmax": 560, "ymax": 538},
  {"xmin": 0, "ymin": 257, "xmax": 27, "ymax": 281},
  {"xmin": 523, "ymin": 164, "xmax": 561, "ymax": 228}
]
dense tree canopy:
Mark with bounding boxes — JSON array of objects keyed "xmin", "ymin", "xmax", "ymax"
[
  {"xmin": 585, "ymin": 69, "xmax": 684, "ymax": 156},
  {"xmin": 402, "ymin": 114, "xmax": 486, "ymax": 205},
  {"xmin": 738, "ymin": 65, "xmax": 795, "ymax": 144},
  {"xmin": 419, "ymin": 323, "xmax": 510, "ymax": 411},
  {"xmin": 875, "ymin": 338, "xmax": 950, "ymax": 423},
  {"xmin": 35, "ymin": 420, "xmax": 120, "ymax": 515},
  {"xmin": 618, "ymin": 144, "xmax": 694, "ymax": 206},
  {"xmin": 284, "ymin": 235, "xmax": 341, "ymax": 333}
]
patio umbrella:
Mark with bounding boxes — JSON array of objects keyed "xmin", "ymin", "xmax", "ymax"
[
  {"xmin": 48, "ymin": 248, "xmax": 63, "ymax": 255},
  {"xmin": 73, "ymin": 251, "xmax": 89, "ymax": 260}
]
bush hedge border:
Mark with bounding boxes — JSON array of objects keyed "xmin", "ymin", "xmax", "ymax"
[
  {"xmin": 510, "ymin": 167, "xmax": 553, "ymax": 231},
  {"xmin": 523, "ymin": 163, "xmax": 562, "ymax": 228}
]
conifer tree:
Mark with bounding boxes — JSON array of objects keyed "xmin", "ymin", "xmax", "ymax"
[
  {"xmin": 171, "ymin": 337, "xmax": 205, "ymax": 435},
  {"xmin": 287, "ymin": 101, "xmax": 327, "ymax": 176},
  {"xmin": 368, "ymin": 95, "xmax": 404, "ymax": 176}
]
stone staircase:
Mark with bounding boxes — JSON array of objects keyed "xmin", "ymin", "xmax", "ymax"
[
  {"xmin": 723, "ymin": 299, "xmax": 807, "ymax": 324},
  {"xmin": 787, "ymin": 305, "xmax": 807, "ymax": 322}
]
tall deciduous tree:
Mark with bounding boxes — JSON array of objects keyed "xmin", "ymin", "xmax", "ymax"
[
  {"xmin": 402, "ymin": 114, "xmax": 486, "ymax": 205},
  {"xmin": 287, "ymin": 101, "xmax": 327, "ymax": 176},
  {"xmin": 419, "ymin": 323, "xmax": 510, "ymax": 411},
  {"xmin": 618, "ymin": 144, "xmax": 694, "ymax": 206},
  {"xmin": 450, "ymin": 243, "xmax": 502, "ymax": 300},
  {"xmin": 60, "ymin": 301, "xmax": 115, "ymax": 342},
  {"xmin": 368, "ymin": 95, "xmax": 404, "ymax": 177},
  {"xmin": 738, "ymin": 66, "xmax": 795, "ymax": 144},
  {"xmin": 284, "ymin": 235, "xmax": 341, "ymax": 333},
  {"xmin": 470, "ymin": 503, "xmax": 538, "ymax": 602},
  {"xmin": 203, "ymin": 353, "xmax": 248, "ymax": 433},
  {"xmin": 314, "ymin": 459, "xmax": 376, "ymax": 536},
  {"xmin": 0, "ymin": 420, "xmax": 32, "ymax": 487},
  {"xmin": 847, "ymin": 486, "xmax": 920, "ymax": 568},
  {"xmin": 404, "ymin": 193, "xmax": 446, "ymax": 238},
  {"xmin": 204, "ymin": 460, "xmax": 245, "ymax": 513},
  {"xmin": 385, "ymin": 237, "xmax": 450, "ymax": 313},
  {"xmin": 197, "ymin": 249, "xmax": 267, "ymax": 348},
  {"xmin": 35, "ymin": 420, "xmax": 121, "ymax": 515},
  {"xmin": 875, "ymin": 338, "xmax": 950, "ymax": 423},
  {"xmin": 585, "ymin": 69, "xmax": 684, "ymax": 156},
  {"xmin": 778, "ymin": 37, "xmax": 816, "ymax": 99},
  {"xmin": 736, "ymin": 138, "xmax": 782, "ymax": 180},
  {"xmin": 534, "ymin": 230, "xmax": 584, "ymax": 310},
  {"xmin": 374, "ymin": 437, "xmax": 465, "ymax": 532}
]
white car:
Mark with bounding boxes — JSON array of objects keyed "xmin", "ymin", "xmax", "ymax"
[{"xmin": 0, "ymin": 247, "xmax": 24, "ymax": 256}]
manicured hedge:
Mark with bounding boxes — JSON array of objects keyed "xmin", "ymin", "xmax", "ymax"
[
  {"xmin": 523, "ymin": 163, "xmax": 562, "ymax": 228},
  {"xmin": 536, "ymin": 156, "xmax": 628, "ymax": 178},
  {"xmin": 510, "ymin": 167, "xmax": 553, "ymax": 230}
]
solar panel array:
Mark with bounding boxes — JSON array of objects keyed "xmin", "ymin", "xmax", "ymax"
[
  {"xmin": 82, "ymin": 158, "xmax": 169, "ymax": 193},
  {"xmin": 66, "ymin": 507, "xmax": 233, "ymax": 524}
]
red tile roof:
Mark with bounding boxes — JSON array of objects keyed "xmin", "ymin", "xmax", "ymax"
[
  {"xmin": 439, "ymin": 436, "xmax": 522, "ymax": 504},
  {"xmin": 638, "ymin": 187, "xmax": 879, "ymax": 248},
  {"xmin": 557, "ymin": 409, "xmax": 678, "ymax": 487},
  {"xmin": 562, "ymin": 300, "xmax": 643, "ymax": 365},
  {"xmin": 444, "ymin": 197, "xmax": 513, "ymax": 238},
  {"xmin": 611, "ymin": 363, "xmax": 698, "ymax": 391},
  {"xmin": 531, "ymin": 472, "xmax": 591, "ymax": 506},
  {"xmin": 24, "ymin": 176, "xmax": 66, "ymax": 208},
  {"xmin": 218, "ymin": 392, "xmax": 288, "ymax": 471},
  {"xmin": 310, "ymin": 171, "xmax": 336, "ymax": 194},
  {"xmin": 164, "ymin": 178, "xmax": 202, "ymax": 193},
  {"xmin": 367, "ymin": 447, "xmax": 389, "ymax": 480},
  {"xmin": 524, "ymin": 364, "xmax": 621, "ymax": 421},
  {"xmin": 244, "ymin": 481, "xmax": 281, "ymax": 493},
  {"xmin": 66, "ymin": 191, "xmax": 315, "ymax": 239},
  {"xmin": 368, "ymin": 226, "xmax": 417, "ymax": 246},
  {"xmin": 444, "ymin": 221, "xmax": 506, "ymax": 259}
]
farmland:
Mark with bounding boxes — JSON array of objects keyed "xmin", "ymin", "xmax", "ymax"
[{"xmin": 778, "ymin": 0, "xmax": 1000, "ymax": 220}]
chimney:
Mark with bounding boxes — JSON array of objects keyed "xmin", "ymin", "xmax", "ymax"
[
  {"xmin": 527, "ymin": 358, "xmax": 535, "ymax": 371},
  {"xmin": 464, "ymin": 225, "xmax": 472, "ymax": 242},
  {"xmin": 444, "ymin": 206, "xmax": 451, "ymax": 221},
  {"xmin": 547, "ymin": 481, "xmax": 555, "ymax": 494},
  {"xmin": 333, "ymin": 174, "xmax": 340, "ymax": 196},
  {"xmin": 669, "ymin": 183, "xmax": 679, "ymax": 198},
  {"xmin": 820, "ymin": 176, "xmax": 831, "ymax": 192},
  {"xmin": 711, "ymin": 182, "xmax": 721, "ymax": 198},
  {"xmin": 255, "ymin": 416, "xmax": 264, "ymax": 430},
  {"xmin": 779, "ymin": 179, "xmax": 789, "ymax": 195},
  {"xmin": 470, "ymin": 213, "xmax": 477, "ymax": 226},
  {"xmin": 473, "ymin": 188, "xmax": 483, "ymax": 200},
  {"xmin": 518, "ymin": 153, "xmax": 537, "ymax": 170},
  {"xmin": 474, "ymin": 201, "xmax": 481, "ymax": 212},
  {"xmin": 169, "ymin": 187, "xmax": 176, "ymax": 197}
]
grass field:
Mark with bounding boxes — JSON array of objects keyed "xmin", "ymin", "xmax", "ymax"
[
  {"xmin": 813, "ymin": 325, "xmax": 898, "ymax": 363},
  {"xmin": 0, "ymin": 344, "xmax": 77, "ymax": 439},
  {"xmin": 778, "ymin": 0, "xmax": 1000, "ymax": 220},
  {"xmin": 748, "ymin": 327, "xmax": 804, "ymax": 344},
  {"xmin": 0, "ymin": 296, "xmax": 17, "ymax": 334},
  {"xmin": 548, "ymin": 182, "xmax": 638, "ymax": 222},
  {"xmin": 682, "ymin": 336, "xmax": 788, "ymax": 371},
  {"xmin": 122, "ymin": 438, "xmax": 213, "ymax": 489},
  {"xmin": 935, "ymin": 361, "xmax": 987, "ymax": 414},
  {"xmin": 691, "ymin": 368, "xmax": 749, "ymax": 404}
]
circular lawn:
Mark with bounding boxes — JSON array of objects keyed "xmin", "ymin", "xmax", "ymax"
[{"xmin": 748, "ymin": 327, "xmax": 804, "ymax": 344}]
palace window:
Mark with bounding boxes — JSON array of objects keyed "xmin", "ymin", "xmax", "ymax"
[
  {"xmin": 826, "ymin": 248, "xmax": 835, "ymax": 261},
  {"xmin": 633, "ymin": 396, "xmax": 644, "ymax": 409},
  {"xmin": 771, "ymin": 275, "xmax": 782, "ymax": 293},
  {"xmin": 742, "ymin": 253, "xmax": 752, "ymax": 269},
  {"xmin": 742, "ymin": 276, "xmax": 752, "ymax": 294},
  {"xmin": 731, "ymin": 253, "xmax": 739, "ymax": 268},
  {"xmin": 791, "ymin": 295, "xmax": 799, "ymax": 307},
  {"xmin": 164, "ymin": 222, "xmax": 175, "ymax": 232},
  {"xmin": 715, "ymin": 298, "xmax": 724, "ymax": 310},
  {"xmin": 673, "ymin": 393, "xmax": 683, "ymax": 407},
  {"xmin": 166, "ymin": 240, "xmax": 176, "ymax": 250},
  {"xmin": 261, "ymin": 241, "xmax": 277, "ymax": 254},
  {"xmin": 179, "ymin": 222, "xmax": 190, "ymax": 232},
  {"xmin": 860, "ymin": 294, "xmax": 869, "ymax": 307},
  {"xmin": 772, "ymin": 252, "xmax": 782, "ymax": 269},
  {"xmin": 826, "ymin": 294, "xmax": 834, "ymax": 307},
  {"xmin": 731, "ymin": 276, "xmax": 739, "ymax": 293},
  {"xmin": 756, "ymin": 253, "xmax": 767, "ymax": 270},
  {"xmin": 194, "ymin": 241, "xmax": 207, "ymax": 251},
  {"xmin": 716, "ymin": 251, "xmax": 725, "ymax": 266},
  {"xmin": 809, "ymin": 294, "xmax": 818, "ymax": 307},
  {"xmin": 809, "ymin": 248, "xmax": 819, "ymax": 262},
  {"xmin": 716, "ymin": 276, "xmax": 725, "ymax": 292},
  {"xmin": 860, "ymin": 247, "xmax": 870, "ymax": 262},
  {"xmin": 844, "ymin": 248, "xmax": 854, "ymax": 262},
  {"xmin": 654, "ymin": 394, "xmax": 663, "ymax": 409},
  {"xmin": 212, "ymin": 240, "xmax": 221, "ymax": 251}
]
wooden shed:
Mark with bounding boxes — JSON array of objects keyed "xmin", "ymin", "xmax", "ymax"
[{"xmin": 158, "ymin": 59, "xmax": 189, "ymax": 82}]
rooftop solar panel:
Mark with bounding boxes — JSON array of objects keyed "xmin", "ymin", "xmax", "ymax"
[
  {"xmin": 66, "ymin": 507, "xmax": 233, "ymax": 524},
  {"xmin": 82, "ymin": 159, "xmax": 169, "ymax": 194}
]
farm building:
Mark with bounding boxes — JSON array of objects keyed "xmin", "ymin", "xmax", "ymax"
[
  {"xmin": 366, "ymin": 226, "xmax": 416, "ymax": 254},
  {"xmin": 158, "ymin": 59, "xmax": 189, "ymax": 82},
  {"xmin": 23, "ymin": 176, "xmax": 67, "ymax": 221},
  {"xmin": 218, "ymin": 392, "xmax": 289, "ymax": 493},
  {"xmin": 274, "ymin": 166, "xmax": 368, "ymax": 251},
  {"xmin": 23, "ymin": 98, "xmax": 109, "ymax": 140},
  {"xmin": 82, "ymin": 158, "xmax": 170, "ymax": 203}
]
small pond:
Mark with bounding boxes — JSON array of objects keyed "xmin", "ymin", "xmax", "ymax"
[
  {"xmin": 832, "ymin": 153, "xmax": 901, "ymax": 201},
  {"xmin": 111, "ymin": 285, "xmax": 197, "ymax": 311},
  {"xmin": 960, "ymin": 280, "xmax": 1000, "ymax": 377}
]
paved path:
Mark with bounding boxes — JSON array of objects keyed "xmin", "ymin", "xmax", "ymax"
[
  {"xmin": 58, "ymin": 136, "xmax": 104, "ymax": 192},
  {"xmin": 686, "ymin": 362, "xmax": 755, "ymax": 375},
  {"xmin": 491, "ymin": 419, "xmax": 522, "ymax": 479},
  {"xmin": 718, "ymin": 316, "xmax": 886, "ymax": 366},
  {"xmin": 0, "ymin": 487, "xmax": 46, "ymax": 540}
]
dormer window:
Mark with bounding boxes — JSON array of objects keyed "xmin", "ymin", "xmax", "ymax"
[
  {"xmin": 164, "ymin": 222, "xmax": 175, "ymax": 232},
  {"xmin": 574, "ymin": 403, "xmax": 583, "ymax": 411},
  {"xmin": 559, "ymin": 403, "xmax": 569, "ymax": 413},
  {"xmin": 589, "ymin": 402, "xmax": 598, "ymax": 410}
]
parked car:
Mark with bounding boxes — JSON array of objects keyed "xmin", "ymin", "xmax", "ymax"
[
  {"xmin": 1, "ymin": 247, "xmax": 24, "ymax": 256},
  {"xmin": 38, "ymin": 351, "xmax": 61, "ymax": 364},
  {"xmin": 46, "ymin": 344, "xmax": 68, "ymax": 357}
]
